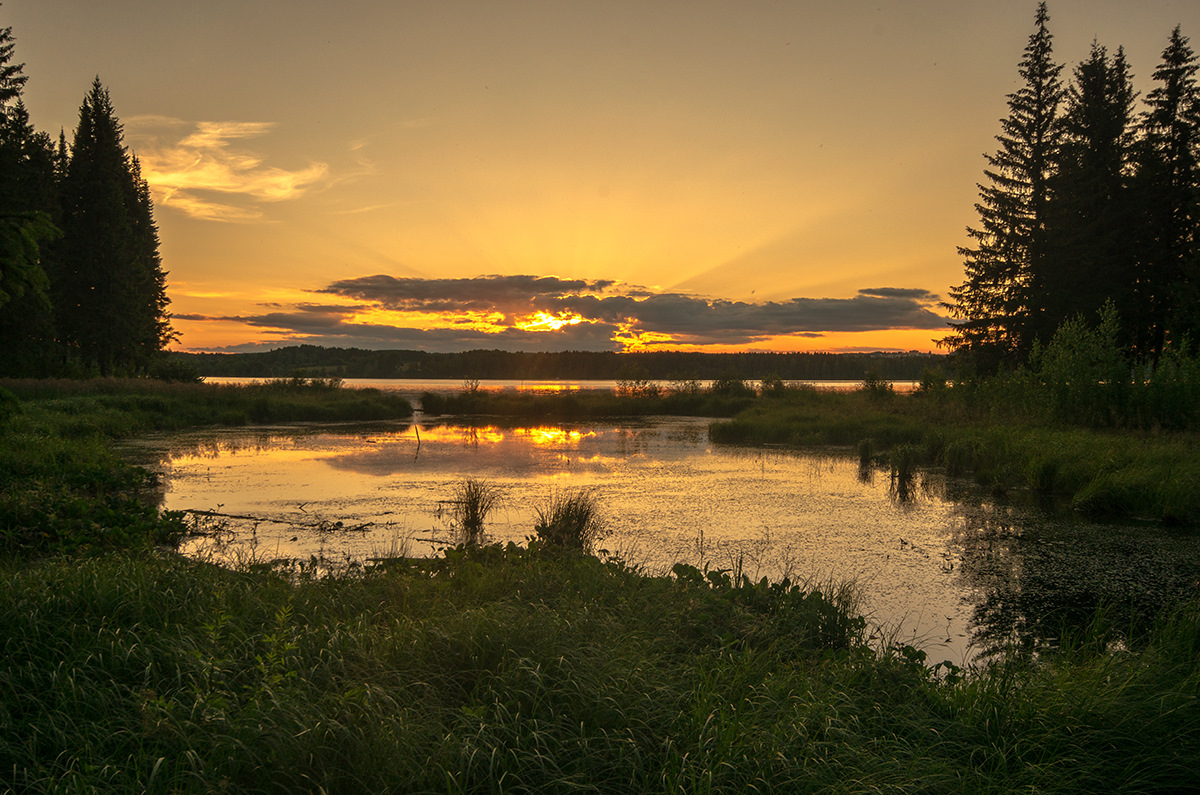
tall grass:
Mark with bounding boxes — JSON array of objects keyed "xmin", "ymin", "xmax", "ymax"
[
  {"xmin": 533, "ymin": 488, "xmax": 608, "ymax": 551},
  {"xmin": 1, "ymin": 548, "xmax": 1197, "ymax": 792},
  {"xmin": 450, "ymin": 478, "xmax": 502, "ymax": 545}
]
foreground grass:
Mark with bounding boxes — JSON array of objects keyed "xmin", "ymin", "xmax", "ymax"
[
  {"xmin": 710, "ymin": 387, "xmax": 1200, "ymax": 524},
  {"xmin": 2, "ymin": 546, "xmax": 1198, "ymax": 793},
  {"xmin": 0, "ymin": 379, "xmax": 412, "ymax": 554}
]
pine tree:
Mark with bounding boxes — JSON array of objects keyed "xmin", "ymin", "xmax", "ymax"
[
  {"xmin": 0, "ymin": 101, "xmax": 59, "ymax": 375},
  {"xmin": 1040, "ymin": 44, "xmax": 1138, "ymax": 347},
  {"xmin": 126, "ymin": 154, "xmax": 175, "ymax": 358},
  {"xmin": 1134, "ymin": 26, "xmax": 1200, "ymax": 358},
  {"xmin": 0, "ymin": 13, "xmax": 25, "ymax": 107},
  {"xmin": 55, "ymin": 78, "xmax": 172, "ymax": 374},
  {"xmin": 942, "ymin": 2, "xmax": 1065, "ymax": 371},
  {"xmin": 0, "ymin": 12, "xmax": 58, "ymax": 375}
]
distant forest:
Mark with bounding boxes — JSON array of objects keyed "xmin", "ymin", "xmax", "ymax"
[{"xmin": 172, "ymin": 347, "xmax": 943, "ymax": 382}]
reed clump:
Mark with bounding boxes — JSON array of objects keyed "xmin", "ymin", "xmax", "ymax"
[
  {"xmin": 450, "ymin": 478, "xmax": 502, "ymax": 545},
  {"xmin": 533, "ymin": 488, "xmax": 608, "ymax": 551}
]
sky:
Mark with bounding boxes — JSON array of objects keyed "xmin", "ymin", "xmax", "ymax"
[{"xmin": 7, "ymin": 0, "xmax": 1200, "ymax": 354}]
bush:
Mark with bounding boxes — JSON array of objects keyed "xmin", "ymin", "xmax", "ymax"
[
  {"xmin": 860, "ymin": 369, "xmax": 894, "ymax": 400},
  {"xmin": 709, "ymin": 375, "xmax": 755, "ymax": 398}
]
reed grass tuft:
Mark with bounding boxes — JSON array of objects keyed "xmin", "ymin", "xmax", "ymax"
[
  {"xmin": 533, "ymin": 488, "xmax": 608, "ymax": 551},
  {"xmin": 450, "ymin": 478, "xmax": 502, "ymax": 545}
]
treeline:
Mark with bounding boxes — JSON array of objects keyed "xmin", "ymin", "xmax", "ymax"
[
  {"xmin": 945, "ymin": 3, "xmax": 1200, "ymax": 373},
  {"xmin": 0, "ymin": 13, "xmax": 172, "ymax": 378},
  {"xmin": 172, "ymin": 345, "xmax": 943, "ymax": 382}
]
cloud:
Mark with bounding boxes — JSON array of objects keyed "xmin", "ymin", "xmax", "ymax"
[
  {"xmin": 573, "ymin": 293, "xmax": 946, "ymax": 344},
  {"xmin": 856, "ymin": 287, "xmax": 939, "ymax": 301},
  {"xmin": 323, "ymin": 274, "xmax": 617, "ymax": 315},
  {"xmin": 326, "ymin": 274, "xmax": 946, "ymax": 341},
  {"xmin": 128, "ymin": 118, "xmax": 329, "ymax": 221},
  {"xmin": 181, "ymin": 274, "xmax": 950, "ymax": 352},
  {"xmin": 185, "ymin": 305, "xmax": 619, "ymax": 353}
]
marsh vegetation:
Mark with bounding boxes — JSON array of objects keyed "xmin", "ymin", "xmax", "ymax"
[{"xmin": 1, "ymin": 373, "xmax": 1199, "ymax": 790}]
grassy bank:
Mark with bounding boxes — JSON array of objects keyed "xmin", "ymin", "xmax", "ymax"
[
  {"xmin": 2, "ymin": 545, "xmax": 1198, "ymax": 793},
  {"xmin": 0, "ymin": 376, "xmax": 413, "ymax": 430},
  {"xmin": 420, "ymin": 384, "xmax": 756, "ymax": 419},
  {"xmin": 709, "ymin": 386, "xmax": 1200, "ymax": 524},
  {"xmin": 0, "ymin": 378, "xmax": 412, "ymax": 554}
]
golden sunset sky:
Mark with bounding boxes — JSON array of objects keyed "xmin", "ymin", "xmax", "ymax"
[{"xmin": 9, "ymin": 1, "xmax": 1200, "ymax": 353}]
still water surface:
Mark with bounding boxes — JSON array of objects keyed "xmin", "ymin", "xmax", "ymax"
[{"xmin": 129, "ymin": 414, "xmax": 1200, "ymax": 666}]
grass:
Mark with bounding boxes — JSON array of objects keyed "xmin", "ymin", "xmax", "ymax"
[
  {"xmin": 1, "ymin": 546, "xmax": 1197, "ymax": 793},
  {"xmin": 450, "ymin": 478, "xmax": 503, "ymax": 545},
  {"xmin": 420, "ymin": 385, "xmax": 756, "ymax": 420},
  {"xmin": 709, "ymin": 388, "xmax": 1200, "ymax": 523},
  {"xmin": 0, "ymin": 376, "xmax": 413, "ymax": 429},
  {"xmin": 533, "ymin": 488, "xmax": 608, "ymax": 551},
  {"xmin": 3, "ymin": 377, "xmax": 1200, "ymax": 790}
]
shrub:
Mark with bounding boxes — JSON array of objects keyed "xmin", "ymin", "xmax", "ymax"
[
  {"xmin": 759, "ymin": 373, "xmax": 789, "ymax": 398},
  {"xmin": 915, "ymin": 366, "xmax": 949, "ymax": 398},
  {"xmin": 709, "ymin": 375, "xmax": 754, "ymax": 398},
  {"xmin": 860, "ymin": 369, "xmax": 894, "ymax": 400},
  {"xmin": 616, "ymin": 365, "xmax": 661, "ymax": 399}
]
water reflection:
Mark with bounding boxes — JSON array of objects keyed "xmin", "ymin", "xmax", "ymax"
[
  {"xmin": 125, "ymin": 417, "xmax": 1200, "ymax": 665},
  {"xmin": 948, "ymin": 497, "xmax": 1200, "ymax": 656}
]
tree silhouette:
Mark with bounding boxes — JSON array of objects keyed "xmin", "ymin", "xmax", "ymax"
[
  {"xmin": 1040, "ymin": 44, "xmax": 1138, "ymax": 348},
  {"xmin": 943, "ymin": 2, "xmax": 1064, "ymax": 371},
  {"xmin": 0, "ymin": 12, "xmax": 58, "ymax": 375},
  {"xmin": 0, "ymin": 13, "xmax": 25, "ymax": 107},
  {"xmin": 1134, "ymin": 26, "xmax": 1200, "ymax": 359},
  {"xmin": 54, "ymin": 79, "xmax": 172, "ymax": 375}
]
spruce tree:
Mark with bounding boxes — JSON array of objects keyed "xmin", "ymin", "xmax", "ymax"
[
  {"xmin": 0, "ymin": 102, "xmax": 59, "ymax": 375},
  {"xmin": 1041, "ymin": 44, "xmax": 1138, "ymax": 347},
  {"xmin": 0, "ymin": 13, "xmax": 58, "ymax": 375},
  {"xmin": 0, "ymin": 13, "xmax": 25, "ymax": 107},
  {"xmin": 942, "ymin": 2, "xmax": 1065, "ymax": 371},
  {"xmin": 1134, "ymin": 26, "xmax": 1200, "ymax": 358},
  {"xmin": 55, "ymin": 78, "xmax": 172, "ymax": 374}
]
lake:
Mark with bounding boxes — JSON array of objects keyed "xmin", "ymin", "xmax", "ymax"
[{"xmin": 125, "ymin": 408, "xmax": 1200, "ymax": 667}]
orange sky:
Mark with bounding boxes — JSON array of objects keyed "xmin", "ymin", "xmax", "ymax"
[{"xmin": 9, "ymin": 1, "xmax": 1200, "ymax": 354}]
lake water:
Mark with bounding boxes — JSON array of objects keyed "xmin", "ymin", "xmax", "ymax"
[{"xmin": 126, "ymin": 411, "xmax": 1200, "ymax": 667}]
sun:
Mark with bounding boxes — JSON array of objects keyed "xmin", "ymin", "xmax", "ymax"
[{"xmin": 514, "ymin": 311, "xmax": 584, "ymax": 332}]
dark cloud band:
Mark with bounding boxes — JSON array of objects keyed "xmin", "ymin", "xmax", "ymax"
[{"xmin": 182, "ymin": 274, "xmax": 948, "ymax": 351}]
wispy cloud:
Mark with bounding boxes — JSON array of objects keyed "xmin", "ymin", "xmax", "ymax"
[{"xmin": 129, "ymin": 118, "xmax": 329, "ymax": 222}]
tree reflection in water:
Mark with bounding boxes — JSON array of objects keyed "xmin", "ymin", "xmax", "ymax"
[{"xmin": 948, "ymin": 486, "xmax": 1200, "ymax": 657}]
